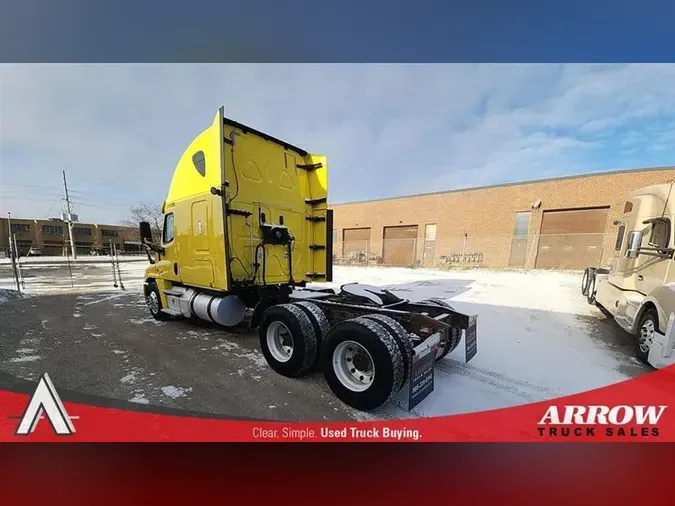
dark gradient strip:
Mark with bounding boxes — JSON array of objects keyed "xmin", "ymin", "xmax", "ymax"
[
  {"xmin": 1, "ymin": 0, "xmax": 675, "ymax": 62},
  {"xmin": 2, "ymin": 444, "xmax": 674, "ymax": 502}
]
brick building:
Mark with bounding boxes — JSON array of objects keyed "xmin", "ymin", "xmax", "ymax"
[
  {"xmin": 331, "ymin": 166, "xmax": 675, "ymax": 271},
  {"xmin": 0, "ymin": 218, "xmax": 139, "ymax": 257}
]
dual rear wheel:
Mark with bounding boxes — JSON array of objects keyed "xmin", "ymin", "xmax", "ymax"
[
  {"xmin": 258, "ymin": 302, "xmax": 414, "ymax": 411},
  {"xmin": 419, "ymin": 298, "xmax": 463, "ymax": 361}
]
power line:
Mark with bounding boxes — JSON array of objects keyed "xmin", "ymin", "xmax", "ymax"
[
  {"xmin": 45, "ymin": 197, "xmax": 62, "ymax": 217},
  {"xmin": 70, "ymin": 195, "xmax": 131, "ymax": 207},
  {"xmin": 0, "ymin": 195, "xmax": 63, "ymax": 203},
  {"xmin": 72, "ymin": 200, "xmax": 130, "ymax": 210},
  {"xmin": 3, "ymin": 184, "xmax": 133, "ymax": 204},
  {"xmin": 2, "ymin": 187, "xmax": 132, "ymax": 209},
  {"xmin": 1, "ymin": 183, "xmax": 62, "ymax": 191}
]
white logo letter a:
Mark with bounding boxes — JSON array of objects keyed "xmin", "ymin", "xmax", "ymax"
[{"xmin": 15, "ymin": 373, "xmax": 76, "ymax": 436}]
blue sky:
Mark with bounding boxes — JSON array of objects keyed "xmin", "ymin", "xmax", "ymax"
[{"xmin": 2, "ymin": 63, "xmax": 675, "ymax": 224}]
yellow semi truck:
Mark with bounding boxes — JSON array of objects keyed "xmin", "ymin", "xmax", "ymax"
[
  {"xmin": 583, "ymin": 183, "xmax": 675, "ymax": 369},
  {"xmin": 138, "ymin": 107, "xmax": 478, "ymax": 411}
]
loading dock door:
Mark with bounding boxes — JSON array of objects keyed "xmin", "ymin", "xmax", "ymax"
[
  {"xmin": 342, "ymin": 228, "xmax": 371, "ymax": 261},
  {"xmin": 535, "ymin": 207, "xmax": 609, "ymax": 270},
  {"xmin": 383, "ymin": 225, "xmax": 418, "ymax": 266}
]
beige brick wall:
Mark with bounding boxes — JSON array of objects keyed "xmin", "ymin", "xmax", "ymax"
[{"xmin": 332, "ymin": 167, "xmax": 675, "ymax": 269}]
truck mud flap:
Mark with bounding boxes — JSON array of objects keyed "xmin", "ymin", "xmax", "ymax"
[
  {"xmin": 465, "ymin": 314, "xmax": 478, "ymax": 363},
  {"xmin": 394, "ymin": 313, "xmax": 477, "ymax": 412},
  {"xmin": 395, "ymin": 332, "xmax": 441, "ymax": 411}
]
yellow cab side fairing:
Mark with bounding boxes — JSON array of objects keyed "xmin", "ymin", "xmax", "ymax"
[{"xmin": 162, "ymin": 108, "xmax": 228, "ymax": 291}]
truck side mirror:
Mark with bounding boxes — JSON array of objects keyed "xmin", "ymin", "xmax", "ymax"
[
  {"xmin": 626, "ymin": 230, "xmax": 642, "ymax": 258},
  {"xmin": 139, "ymin": 221, "xmax": 154, "ymax": 244}
]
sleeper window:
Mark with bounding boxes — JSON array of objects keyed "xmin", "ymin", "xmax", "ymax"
[
  {"xmin": 648, "ymin": 220, "xmax": 670, "ymax": 249},
  {"xmin": 163, "ymin": 213, "xmax": 175, "ymax": 244}
]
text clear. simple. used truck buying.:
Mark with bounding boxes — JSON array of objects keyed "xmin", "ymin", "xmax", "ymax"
[
  {"xmin": 582, "ymin": 183, "xmax": 675, "ymax": 370},
  {"xmin": 137, "ymin": 107, "xmax": 478, "ymax": 411}
]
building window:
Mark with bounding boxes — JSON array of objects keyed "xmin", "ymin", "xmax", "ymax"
[
  {"xmin": 41, "ymin": 225, "xmax": 63, "ymax": 235},
  {"xmin": 648, "ymin": 219, "xmax": 670, "ymax": 250},
  {"xmin": 513, "ymin": 212, "xmax": 531, "ymax": 237},
  {"xmin": 163, "ymin": 213, "xmax": 175, "ymax": 244},
  {"xmin": 424, "ymin": 224, "xmax": 437, "ymax": 241},
  {"xmin": 624, "ymin": 201, "xmax": 633, "ymax": 213},
  {"xmin": 342, "ymin": 227, "xmax": 370, "ymax": 260},
  {"xmin": 10, "ymin": 224, "xmax": 30, "ymax": 234},
  {"xmin": 73, "ymin": 227, "xmax": 92, "ymax": 236},
  {"xmin": 615, "ymin": 225, "xmax": 626, "ymax": 251},
  {"xmin": 101, "ymin": 229, "xmax": 119, "ymax": 238}
]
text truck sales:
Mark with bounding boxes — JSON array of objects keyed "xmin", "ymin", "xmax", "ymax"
[{"xmin": 537, "ymin": 405, "xmax": 667, "ymax": 438}]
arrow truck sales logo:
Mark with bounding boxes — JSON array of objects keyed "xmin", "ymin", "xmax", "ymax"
[
  {"xmin": 537, "ymin": 405, "xmax": 667, "ymax": 438},
  {"xmin": 13, "ymin": 373, "xmax": 77, "ymax": 436}
]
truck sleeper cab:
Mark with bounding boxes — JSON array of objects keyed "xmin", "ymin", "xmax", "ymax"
[
  {"xmin": 583, "ymin": 183, "xmax": 675, "ymax": 369},
  {"xmin": 138, "ymin": 107, "xmax": 479, "ymax": 411}
]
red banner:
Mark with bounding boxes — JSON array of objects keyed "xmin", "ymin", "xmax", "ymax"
[{"xmin": 2, "ymin": 364, "xmax": 675, "ymax": 442}]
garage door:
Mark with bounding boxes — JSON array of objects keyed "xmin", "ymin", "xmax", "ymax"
[
  {"xmin": 535, "ymin": 207, "xmax": 609, "ymax": 270},
  {"xmin": 342, "ymin": 228, "xmax": 370, "ymax": 261},
  {"xmin": 383, "ymin": 225, "xmax": 418, "ymax": 266}
]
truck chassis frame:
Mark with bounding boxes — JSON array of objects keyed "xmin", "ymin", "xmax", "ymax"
[{"xmin": 145, "ymin": 278, "xmax": 478, "ymax": 412}]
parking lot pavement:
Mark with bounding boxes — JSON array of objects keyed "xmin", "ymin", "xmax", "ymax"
[
  {"xmin": 0, "ymin": 264, "xmax": 652, "ymax": 421},
  {"xmin": 0, "ymin": 290, "xmax": 369, "ymax": 422}
]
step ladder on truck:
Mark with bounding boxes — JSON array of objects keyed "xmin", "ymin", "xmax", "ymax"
[
  {"xmin": 582, "ymin": 183, "xmax": 675, "ymax": 370},
  {"xmin": 137, "ymin": 106, "xmax": 479, "ymax": 411}
]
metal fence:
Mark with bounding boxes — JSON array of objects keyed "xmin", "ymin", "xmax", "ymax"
[
  {"xmin": 334, "ymin": 233, "xmax": 609, "ymax": 271},
  {"xmin": 0, "ymin": 253, "xmax": 148, "ymax": 295}
]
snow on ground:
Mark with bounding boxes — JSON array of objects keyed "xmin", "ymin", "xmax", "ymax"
[
  {"xmin": 0, "ymin": 259, "xmax": 148, "ymax": 295},
  {"xmin": 0, "ymin": 255, "xmax": 147, "ymax": 265},
  {"xmin": 312, "ymin": 266, "xmax": 646, "ymax": 418},
  {"xmin": 161, "ymin": 386, "xmax": 193, "ymax": 399},
  {"xmin": 0, "ymin": 288, "xmax": 30, "ymax": 304},
  {"xmin": 0, "ymin": 257, "xmax": 646, "ymax": 419}
]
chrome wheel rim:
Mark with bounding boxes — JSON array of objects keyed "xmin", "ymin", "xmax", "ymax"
[
  {"xmin": 267, "ymin": 321, "xmax": 294, "ymax": 363},
  {"xmin": 638, "ymin": 319, "xmax": 655, "ymax": 353},
  {"xmin": 333, "ymin": 340, "xmax": 375, "ymax": 392},
  {"xmin": 147, "ymin": 291, "xmax": 159, "ymax": 314}
]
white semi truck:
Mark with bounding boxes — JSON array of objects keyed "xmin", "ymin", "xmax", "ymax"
[{"xmin": 583, "ymin": 183, "xmax": 675, "ymax": 369}]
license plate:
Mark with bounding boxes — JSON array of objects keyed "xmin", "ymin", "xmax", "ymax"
[{"xmin": 465, "ymin": 315, "xmax": 478, "ymax": 363}]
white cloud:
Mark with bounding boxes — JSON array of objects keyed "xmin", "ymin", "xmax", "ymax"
[{"xmin": 2, "ymin": 63, "xmax": 675, "ymax": 224}]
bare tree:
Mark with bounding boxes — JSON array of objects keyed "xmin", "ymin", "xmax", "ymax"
[{"xmin": 123, "ymin": 202, "xmax": 163, "ymax": 240}]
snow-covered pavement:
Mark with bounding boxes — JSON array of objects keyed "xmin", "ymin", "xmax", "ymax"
[
  {"xmin": 314, "ymin": 266, "xmax": 648, "ymax": 419},
  {"xmin": 0, "ymin": 262, "xmax": 648, "ymax": 420},
  {"xmin": 0, "ymin": 259, "xmax": 147, "ymax": 295}
]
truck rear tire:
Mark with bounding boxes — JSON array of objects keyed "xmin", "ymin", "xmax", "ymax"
[
  {"xmin": 359, "ymin": 314, "xmax": 414, "ymax": 391},
  {"xmin": 322, "ymin": 317, "xmax": 404, "ymax": 411},
  {"xmin": 586, "ymin": 270, "xmax": 597, "ymax": 304},
  {"xmin": 581, "ymin": 268, "xmax": 591, "ymax": 296},
  {"xmin": 259, "ymin": 304, "xmax": 319, "ymax": 378},
  {"xmin": 145, "ymin": 281, "xmax": 171, "ymax": 321},
  {"xmin": 635, "ymin": 309, "xmax": 658, "ymax": 365},
  {"xmin": 419, "ymin": 298, "xmax": 462, "ymax": 361},
  {"xmin": 293, "ymin": 301, "xmax": 330, "ymax": 349}
]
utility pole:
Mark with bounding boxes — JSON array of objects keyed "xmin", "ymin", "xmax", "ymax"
[
  {"xmin": 62, "ymin": 169, "xmax": 77, "ymax": 259},
  {"xmin": 7, "ymin": 212, "xmax": 20, "ymax": 291}
]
